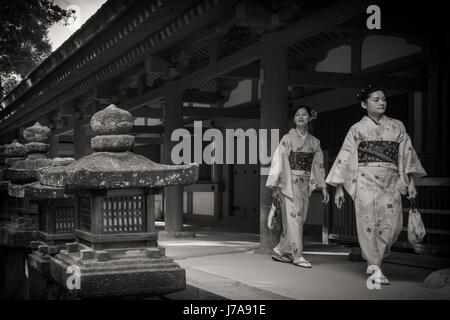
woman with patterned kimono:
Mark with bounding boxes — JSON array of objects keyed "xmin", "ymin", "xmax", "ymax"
[
  {"xmin": 326, "ymin": 85, "xmax": 426, "ymax": 284},
  {"xmin": 266, "ymin": 106, "xmax": 329, "ymax": 268}
]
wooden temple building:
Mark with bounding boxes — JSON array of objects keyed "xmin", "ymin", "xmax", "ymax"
[{"xmin": 0, "ymin": 0, "xmax": 449, "ymax": 264}]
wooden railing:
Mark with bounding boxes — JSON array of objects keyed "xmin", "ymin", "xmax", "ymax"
[{"xmin": 326, "ymin": 177, "xmax": 450, "ymax": 258}]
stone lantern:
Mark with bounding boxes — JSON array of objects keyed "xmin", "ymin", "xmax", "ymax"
[
  {"xmin": 40, "ymin": 104, "xmax": 199, "ymax": 298},
  {"xmin": 2, "ymin": 124, "xmax": 77, "ymax": 272},
  {"xmin": 0, "ymin": 143, "xmax": 13, "ymax": 224},
  {"xmin": 0, "ymin": 144, "xmax": 5, "ymax": 180},
  {"xmin": 23, "ymin": 167, "xmax": 76, "ymax": 299},
  {"xmin": 0, "ymin": 140, "xmax": 27, "ymax": 224},
  {"xmin": 3, "ymin": 123, "xmax": 58, "ymax": 246},
  {"xmin": 26, "ymin": 159, "xmax": 77, "ymax": 275},
  {"xmin": 29, "ymin": 160, "xmax": 77, "ymax": 247},
  {"xmin": 0, "ymin": 138, "xmax": 40, "ymax": 247}
]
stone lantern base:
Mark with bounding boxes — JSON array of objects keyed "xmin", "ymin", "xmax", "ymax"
[
  {"xmin": 0, "ymin": 184, "xmax": 39, "ymax": 247},
  {"xmin": 0, "ymin": 181, "xmax": 11, "ymax": 225},
  {"xmin": 0, "ymin": 221, "xmax": 38, "ymax": 248},
  {"xmin": 49, "ymin": 242, "xmax": 185, "ymax": 298},
  {"xmin": 0, "ymin": 208, "xmax": 39, "ymax": 248}
]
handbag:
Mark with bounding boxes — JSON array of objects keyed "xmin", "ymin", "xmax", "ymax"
[
  {"xmin": 267, "ymin": 194, "xmax": 282, "ymax": 232},
  {"xmin": 407, "ymin": 198, "xmax": 426, "ymax": 244}
]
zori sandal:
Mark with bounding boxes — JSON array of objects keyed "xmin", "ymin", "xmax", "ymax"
[
  {"xmin": 293, "ymin": 257, "xmax": 311, "ymax": 268},
  {"xmin": 272, "ymin": 254, "xmax": 292, "ymax": 263},
  {"xmin": 374, "ymin": 275, "xmax": 390, "ymax": 285},
  {"xmin": 272, "ymin": 248, "xmax": 293, "ymax": 263},
  {"xmin": 367, "ymin": 266, "xmax": 390, "ymax": 285}
]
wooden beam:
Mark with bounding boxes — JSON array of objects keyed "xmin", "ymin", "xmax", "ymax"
[
  {"xmin": 183, "ymin": 90, "xmax": 222, "ymax": 104},
  {"xmin": 0, "ymin": 0, "xmax": 380, "ymax": 138},
  {"xmin": 290, "ymin": 34, "xmax": 362, "ymax": 67},
  {"xmin": 182, "ymin": 106, "xmax": 259, "ymax": 118},
  {"xmin": 289, "ymin": 70, "xmax": 425, "ymax": 91},
  {"xmin": 278, "ymin": 0, "xmax": 373, "ymax": 47},
  {"xmin": 120, "ymin": 86, "xmax": 165, "ymax": 112},
  {"xmin": 220, "ymin": 62, "xmax": 260, "ymax": 79},
  {"xmin": 177, "ymin": 41, "xmax": 263, "ymax": 90},
  {"xmin": 0, "ymin": 0, "xmax": 233, "ymax": 135},
  {"xmin": 362, "ymin": 52, "xmax": 424, "ymax": 74},
  {"xmin": 333, "ymin": 13, "xmax": 426, "ymax": 39},
  {"xmin": 131, "ymin": 107, "xmax": 163, "ymax": 118},
  {"xmin": 130, "ymin": 125, "xmax": 164, "ymax": 135},
  {"xmin": 235, "ymin": 1, "xmax": 271, "ymax": 28},
  {"xmin": 52, "ymin": 124, "xmax": 74, "ymax": 137},
  {"xmin": 162, "ymin": 10, "xmax": 237, "ymax": 60}
]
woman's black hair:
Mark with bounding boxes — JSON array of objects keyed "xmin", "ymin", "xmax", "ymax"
[
  {"xmin": 292, "ymin": 105, "xmax": 312, "ymax": 119},
  {"xmin": 356, "ymin": 84, "xmax": 386, "ymax": 103}
]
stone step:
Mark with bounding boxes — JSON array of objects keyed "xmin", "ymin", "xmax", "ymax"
[
  {"xmin": 385, "ymin": 252, "xmax": 450, "ymax": 270},
  {"xmin": 163, "ymin": 267, "xmax": 291, "ymax": 300}
]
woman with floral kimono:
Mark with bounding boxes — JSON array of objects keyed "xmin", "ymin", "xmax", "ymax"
[
  {"xmin": 326, "ymin": 85, "xmax": 426, "ymax": 284},
  {"xmin": 266, "ymin": 106, "xmax": 329, "ymax": 268}
]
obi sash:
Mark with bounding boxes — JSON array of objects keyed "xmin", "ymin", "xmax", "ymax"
[
  {"xmin": 358, "ymin": 141, "xmax": 399, "ymax": 165},
  {"xmin": 288, "ymin": 151, "xmax": 314, "ymax": 172}
]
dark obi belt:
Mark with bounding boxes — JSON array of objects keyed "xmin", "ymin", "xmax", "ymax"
[
  {"xmin": 358, "ymin": 141, "xmax": 399, "ymax": 165},
  {"xmin": 288, "ymin": 151, "xmax": 315, "ymax": 171}
]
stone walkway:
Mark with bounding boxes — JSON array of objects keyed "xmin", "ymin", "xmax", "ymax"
[{"xmin": 157, "ymin": 224, "xmax": 450, "ymax": 300}]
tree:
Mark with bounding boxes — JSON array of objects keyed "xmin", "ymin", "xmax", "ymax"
[{"xmin": 0, "ymin": 0, "xmax": 73, "ymax": 98}]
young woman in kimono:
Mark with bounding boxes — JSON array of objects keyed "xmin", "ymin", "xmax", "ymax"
[
  {"xmin": 326, "ymin": 85, "xmax": 426, "ymax": 284},
  {"xmin": 266, "ymin": 106, "xmax": 329, "ymax": 268}
]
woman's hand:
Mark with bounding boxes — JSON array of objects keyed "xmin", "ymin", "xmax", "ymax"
[
  {"xmin": 408, "ymin": 179, "xmax": 417, "ymax": 199},
  {"xmin": 272, "ymin": 188, "xmax": 281, "ymax": 202},
  {"xmin": 335, "ymin": 185, "xmax": 345, "ymax": 209},
  {"xmin": 321, "ymin": 187, "xmax": 329, "ymax": 204}
]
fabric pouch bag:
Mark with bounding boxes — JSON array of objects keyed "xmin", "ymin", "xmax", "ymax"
[
  {"xmin": 407, "ymin": 199, "xmax": 426, "ymax": 244},
  {"xmin": 267, "ymin": 196, "xmax": 282, "ymax": 232}
]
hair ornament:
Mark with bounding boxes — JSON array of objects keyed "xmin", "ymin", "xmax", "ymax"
[{"xmin": 356, "ymin": 84, "xmax": 378, "ymax": 102}]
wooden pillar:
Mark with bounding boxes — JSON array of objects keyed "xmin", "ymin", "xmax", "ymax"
[
  {"xmin": 48, "ymin": 114, "xmax": 62, "ymax": 158},
  {"xmin": 163, "ymin": 81, "xmax": 184, "ymax": 234},
  {"xmin": 73, "ymin": 108, "xmax": 87, "ymax": 159},
  {"xmin": 424, "ymin": 27, "xmax": 442, "ymax": 152},
  {"xmin": 441, "ymin": 72, "xmax": 448, "ymax": 152},
  {"xmin": 350, "ymin": 37, "xmax": 363, "ymax": 73},
  {"xmin": 412, "ymin": 92, "xmax": 423, "ymax": 152},
  {"xmin": 48, "ymin": 134, "xmax": 59, "ymax": 158},
  {"xmin": 221, "ymin": 163, "xmax": 232, "ymax": 221},
  {"xmin": 259, "ymin": 32, "xmax": 288, "ymax": 253},
  {"xmin": 251, "ymin": 78, "xmax": 259, "ymax": 102},
  {"xmin": 146, "ymin": 193, "xmax": 156, "ymax": 233},
  {"xmin": 212, "ymin": 163, "xmax": 222, "ymax": 224}
]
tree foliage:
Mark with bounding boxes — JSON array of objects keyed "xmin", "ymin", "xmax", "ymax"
[{"xmin": 0, "ymin": 0, "xmax": 73, "ymax": 97}]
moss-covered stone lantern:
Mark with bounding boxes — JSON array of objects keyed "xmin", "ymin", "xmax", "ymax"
[{"xmin": 40, "ymin": 104, "xmax": 199, "ymax": 298}]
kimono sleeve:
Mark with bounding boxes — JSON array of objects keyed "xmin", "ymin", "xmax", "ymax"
[
  {"xmin": 309, "ymin": 142, "xmax": 326, "ymax": 195},
  {"xmin": 325, "ymin": 127, "xmax": 359, "ymax": 200},
  {"xmin": 265, "ymin": 134, "xmax": 291, "ymax": 190},
  {"xmin": 396, "ymin": 121, "xmax": 427, "ymax": 194}
]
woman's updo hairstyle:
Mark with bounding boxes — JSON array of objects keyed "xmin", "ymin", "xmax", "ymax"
[
  {"xmin": 291, "ymin": 105, "xmax": 317, "ymax": 120},
  {"xmin": 356, "ymin": 84, "xmax": 386, "ymax": 103}
]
